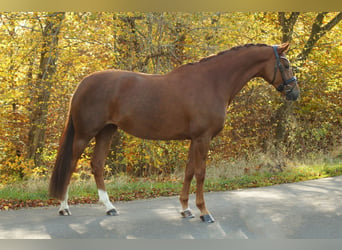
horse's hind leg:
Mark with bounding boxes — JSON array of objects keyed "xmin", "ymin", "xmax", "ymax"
[
  {"xmin": 59, "ymin": 188, "xmax": 71, "ymax": 215},
  {"xmin": 91, "ymin": 124, "xmax": 118, "ymax": 216},
  {"xmin": 59, "ymin": 135, "xmax": 90, "ymax": 216}
]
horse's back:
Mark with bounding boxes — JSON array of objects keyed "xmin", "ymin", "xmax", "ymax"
[
  {"xmin": 70, "ymin": 68, "xmax": 225, "ymax": 141},
  {"xmin": 69, "ymin": 70, "xmax": 186, "ymax": 139},
  {"xmin": 72, "ymin": 70, "xmax": 154, "ymax": 108}
]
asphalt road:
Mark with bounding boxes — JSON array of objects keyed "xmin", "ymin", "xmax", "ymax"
[{"xmin": 1, "ymin": 176, "xmax": 342, "ymax": 239}]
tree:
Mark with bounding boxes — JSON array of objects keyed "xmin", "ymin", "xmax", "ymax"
[
  {"xmin": 0, "ymin": 12, "xmax": 340, "ymax": 183},
  {"xmin": 27, "ymin": 12, "xmax": 65, "ymax": 167},
  {"xmin": 279, "ymin": 12, "xmax": 300, "ymax": 43},
  {"xmin": 272, "ymin": 12, "xmax": 342, "ymax": 155},
  {"xmin": 272, "ymin": 12, "xmax": 301, "ymax": 151},
  {"xmin": 298, "ymin": 12, "xmax": 342, "ymax": 61}
]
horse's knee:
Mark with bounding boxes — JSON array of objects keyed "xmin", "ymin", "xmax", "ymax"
[{"xmin": 195, "ymin": 170, "xmax": 205, "ymax": 182}]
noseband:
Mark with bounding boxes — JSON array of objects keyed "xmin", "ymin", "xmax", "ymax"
[{"xmin": 271, "ymin": 46, "xmax": 297, "ymax": 93}]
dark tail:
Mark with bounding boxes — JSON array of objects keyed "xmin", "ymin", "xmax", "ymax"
[{"xmin": 49, "ymin": 114, "xmax": 75, "ymax": 200}]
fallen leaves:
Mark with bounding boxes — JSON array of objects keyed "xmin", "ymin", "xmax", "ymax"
[{"xmin": 0, "ymin": 198, "xmax": 59, "ymax": 211}]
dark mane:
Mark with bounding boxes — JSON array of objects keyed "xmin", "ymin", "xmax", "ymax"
[{"xmin": 178, "ymin": 43, "xmax": 269, "ymax": 68}]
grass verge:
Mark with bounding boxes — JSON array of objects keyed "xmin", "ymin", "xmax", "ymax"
[{"xmin": 0, "ymin": 160, "xmax": 341, "ymax": 211}]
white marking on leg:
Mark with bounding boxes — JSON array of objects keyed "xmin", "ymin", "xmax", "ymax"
[
  {"xmin": 60, "ymin": 192, "xmax": 69, "ymax": 210},
  {"xmin": 181, "ymin": 207, "xmax": 194, "ymax": 218},
  {"xmin": 98, "ymin": 189, "xmax": 116, "ymax": 212},
  {"xmin": 181, "ymin": 207, "xmax": 191, "ymax": 213},
  {"xmin": 59, "ymin": 189, "xmax": 71, "ymax": 215}
]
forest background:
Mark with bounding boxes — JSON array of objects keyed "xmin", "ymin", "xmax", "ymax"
[{"xmin": 0, "ymin": 12, "xmax": 341, "ymax": 189}]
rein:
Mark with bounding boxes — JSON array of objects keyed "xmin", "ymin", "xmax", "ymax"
[{"xmin": 271, "ymin": 46, "xmax": 297, "ymax": 93}]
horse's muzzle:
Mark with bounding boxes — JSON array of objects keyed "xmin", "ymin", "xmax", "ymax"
[{"xmin": 286, "ymin": 88, "xmax": 300, "ymax": 101}]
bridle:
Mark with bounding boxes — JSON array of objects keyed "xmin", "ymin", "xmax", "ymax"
[{"xmin": 271, "ymin": 46, "xmax": 297, "ymax": 94}]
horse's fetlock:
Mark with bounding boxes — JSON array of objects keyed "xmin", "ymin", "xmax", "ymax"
[
  {"xmin": 179, "ymin": 196, "xmax": 188, "ymax": 203},
  {"xmin": 196, "ymin": 201, "xmax": 204, "ymax": 209}
]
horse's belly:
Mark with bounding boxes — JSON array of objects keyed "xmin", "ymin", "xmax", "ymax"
[{"xmin": 117, "ymin": 116, "xmax": 190, "ymax": 140}]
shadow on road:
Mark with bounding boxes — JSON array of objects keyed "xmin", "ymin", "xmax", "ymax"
[{"xmin": 1, "ymin": 176, "xmax": 342, "ymax": 239}]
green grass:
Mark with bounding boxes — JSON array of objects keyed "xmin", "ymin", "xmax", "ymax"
[
  {"xmin": 205, "ymin": 162, "xmax": 342, "ymax": 191},
  {"xmin": 0, "ymin": 160, "xmax": 341, "ymax": 210}
]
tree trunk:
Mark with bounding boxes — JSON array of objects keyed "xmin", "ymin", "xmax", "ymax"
[
  {"xmin": 278, "ymin": 12, "xmax": 300, "ymax": 43},
  {"xmin": 272, "ymin": 12, "xmax": 300, "ymax": 156},
  {"xmin": 27, "ymin": 12, "xmax": 65, "ymax": 167}
]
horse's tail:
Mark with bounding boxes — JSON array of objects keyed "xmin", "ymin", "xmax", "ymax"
[{"xmin": 49, "ymin": 114, "xmax": 75, "ymax": 200}]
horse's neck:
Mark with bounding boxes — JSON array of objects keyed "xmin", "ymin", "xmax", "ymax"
[{"xmin": 208, "ymin": 48, "xmax": 269, "ymax": 105}]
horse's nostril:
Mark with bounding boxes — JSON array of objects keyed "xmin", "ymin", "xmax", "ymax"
[{"xmin": 286, "ymin": 90, "xmax": 299, "ymax": 101}]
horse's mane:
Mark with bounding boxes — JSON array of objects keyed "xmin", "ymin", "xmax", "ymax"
[{"xmin": 177, "ymin": 43, "xmax": 269, "ymax": 69}]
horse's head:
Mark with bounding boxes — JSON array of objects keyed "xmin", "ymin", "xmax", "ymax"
[{"xmin": 262, "ymin": 43, "xmax": 300, "ymax": 101}]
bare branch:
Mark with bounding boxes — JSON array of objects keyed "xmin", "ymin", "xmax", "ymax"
[{"xmin": 298, "ymin": 12, "xmax": 342, "ymax": 61}]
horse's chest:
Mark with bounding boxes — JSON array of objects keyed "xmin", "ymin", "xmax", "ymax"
[{"xmin": 189, "ymin": 105, "xmax": 226, "ymax": 138}]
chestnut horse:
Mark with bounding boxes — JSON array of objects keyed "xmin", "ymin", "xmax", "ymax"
[{"xmin": 49, "ymin": 43, "xmax": 299, "ymax": 223}]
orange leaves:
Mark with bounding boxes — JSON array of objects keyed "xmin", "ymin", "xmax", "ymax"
[
  {"xmin": 0, "ymin": 198, "xmax": 58, "ymax": 211},
  {"xmin": 116, "ymin": 134, "xmax": 188, "ymax": 177},
  {"xmin": 0, "ymin": 12, "xmax": 341, "ymax": 184}
]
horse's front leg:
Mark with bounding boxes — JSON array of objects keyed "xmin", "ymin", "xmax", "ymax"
[
  {"xmin": 180, "ymin": 136, "xmax": 214, "ymax": 223},
  {"xmin": 193, "ymin": 136, "xmax": 215, "ymax": 223},
  {"xmin": 194, "ymin": 160, "xmax": 215, "ymax": 223},
  {"xmin": 179, "ymin": 142, "xmax": 195, "ymax": 219}
]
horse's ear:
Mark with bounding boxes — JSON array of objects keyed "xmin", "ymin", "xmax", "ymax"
[{"xmin": 277, "ymin": 42, "xmax": 290, "ymax": 54}]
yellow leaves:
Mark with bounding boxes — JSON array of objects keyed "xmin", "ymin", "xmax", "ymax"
[
  {"xmin": 0, "ymin": 12, "xmax": 341, "ymax": 183},
  {"xmin": 31, "ymin": 166, "xmax": 48, "ymax": 177},
  {"xmin": 116, "ymin": 134, "xmax": 188, "ymax": 176}
]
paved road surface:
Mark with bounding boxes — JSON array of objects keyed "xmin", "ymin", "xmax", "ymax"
[{"xmin": 1, "ymin": 176, "xmax": 341, "ymax": 239}]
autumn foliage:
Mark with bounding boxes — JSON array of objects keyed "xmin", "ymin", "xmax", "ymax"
[{"xmin": 0, "ymin": 12, "xmax": 341, "ymax": 184}]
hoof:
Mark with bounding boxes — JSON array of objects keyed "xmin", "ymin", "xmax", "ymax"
[
  {"xmin": 200, "ymin": 214, "xmax": 215, "ymax": 223},
  {"xmin": 106, "ymin": 208, "xmax": 119, "ymax": 216},
  {"xmin": 181, "ymin": 209, "xmax": 195, "ymax": 219},
  {"xmin": 59, "ymin": 209, "xmax": 71, "ymax": 216}
]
